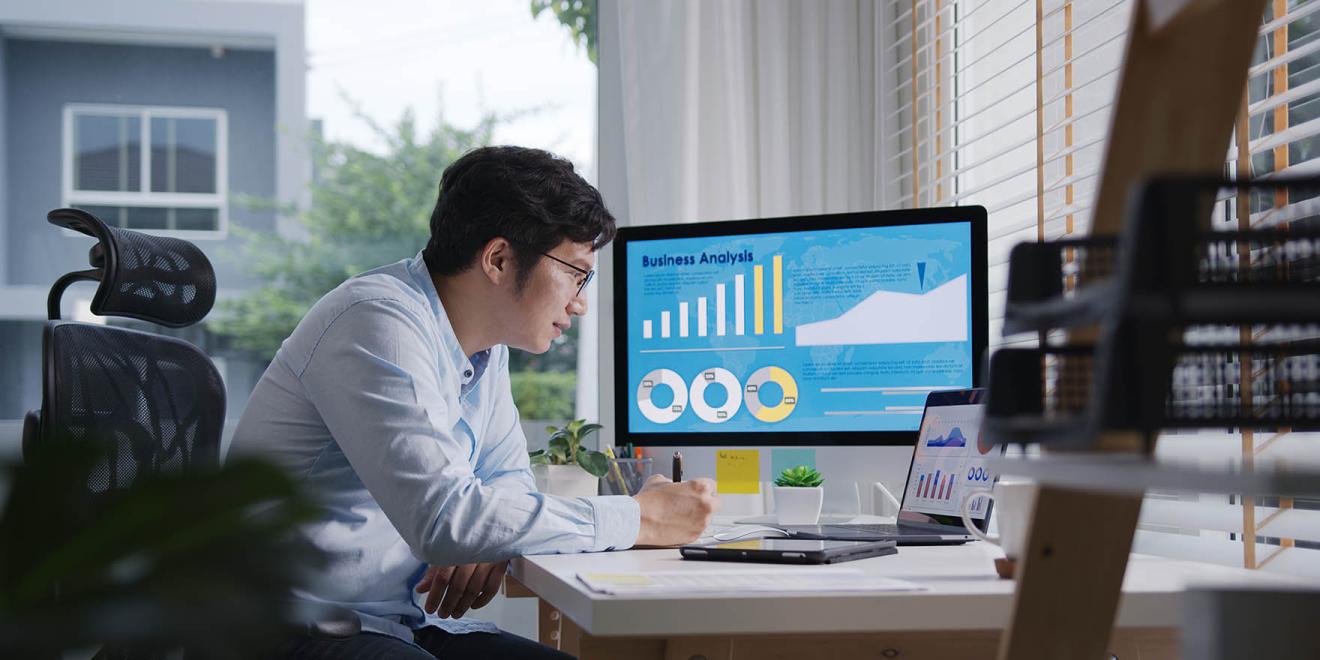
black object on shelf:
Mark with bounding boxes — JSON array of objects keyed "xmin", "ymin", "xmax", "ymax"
[{"xmin": 985, "ymin": 176, "xmax": 1320, "ymax": 450}]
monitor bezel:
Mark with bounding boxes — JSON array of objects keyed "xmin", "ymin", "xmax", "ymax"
[{"xmin": 611, "ymin": 206, "xmax": 988, "ymax": 447}]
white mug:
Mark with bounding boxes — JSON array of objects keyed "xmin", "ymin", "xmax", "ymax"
[{"xmin": 959, "ymin": 480, "xmax": 1037, "ymax": 559}]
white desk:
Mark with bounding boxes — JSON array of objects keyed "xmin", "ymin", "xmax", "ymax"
[{"xmin": 507, "ymin": 539, "xmax": 1292, "ymax": 659}]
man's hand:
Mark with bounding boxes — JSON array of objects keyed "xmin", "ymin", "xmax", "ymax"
[
  {"xmin": 633, "ymin": 476, "xmax": 720, "ymax": 546},
  {"xmin": 414, "ymin": 561, "xmax": 508, "ymax": 619}
]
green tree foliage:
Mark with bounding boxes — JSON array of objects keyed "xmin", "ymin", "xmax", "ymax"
[
  {"xmin": 510, "ymin": 371, "xmax": 577, "ymax": 420},
  {"xmin": 211, "ymin": 108, "xmax": 581, "ymax": 416},
  {"xmin": 531, "ymin": 0, "xmax": 598, "ymax": 64},
  {"xmin": 211, "ymin": 109, "xmax": 496, "ymax": 360}
]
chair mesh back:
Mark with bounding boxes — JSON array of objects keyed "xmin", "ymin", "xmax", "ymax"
[
  {"xmin": 95, "ymin": 224, "xmax": 217, "ymax": 327},
  {"xmin": 44, "ymin": 322, "xmax": 224, "ymax": 493}
]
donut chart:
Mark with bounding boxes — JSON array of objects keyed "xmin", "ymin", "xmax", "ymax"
[
  {"xmin": 744, "ymin": 366, "xmax": 799, "ymax": 423},
  {"xmin": 636, "ymin": 368, "xmax": 688, "ymax": 424},
  {"xmin": 689, "ymin": 368, "xmax": 743, "ymax": 423}
]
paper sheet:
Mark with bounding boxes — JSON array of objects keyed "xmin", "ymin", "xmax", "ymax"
[{"xmin": 578, "ymin": 568, "xmax": 925, "ymax": 595}]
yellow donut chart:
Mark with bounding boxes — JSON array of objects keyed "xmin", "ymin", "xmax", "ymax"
[{"xmin": 744, "ymin": 366, "xmax": 799, "ymax": 423}]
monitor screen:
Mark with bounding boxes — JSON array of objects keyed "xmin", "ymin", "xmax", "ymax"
[{"xmin": 612, "ymin": 208, "xmax": 987, "ymax": 446}]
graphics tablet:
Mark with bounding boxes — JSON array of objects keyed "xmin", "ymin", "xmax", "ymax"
[{"xmin": 679, "ymin": 538, "xmax": 898, "ymax": 564}]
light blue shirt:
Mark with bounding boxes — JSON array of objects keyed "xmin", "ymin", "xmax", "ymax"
[{"xmin": 230, "ymin": 252, "xmax": 639, "ymax": 644}]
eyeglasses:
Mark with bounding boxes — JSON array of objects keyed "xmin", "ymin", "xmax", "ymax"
[{"xmin": 540, "ymin": 252, "xmax": 595, "ymax": 296}]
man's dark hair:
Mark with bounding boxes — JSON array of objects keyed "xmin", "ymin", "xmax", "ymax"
[{"xmin": 422, "ymin": 146, "xmax": 616, "ymax": 289}]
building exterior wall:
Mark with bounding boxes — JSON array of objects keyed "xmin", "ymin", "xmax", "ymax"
[
  {"xmin": 0, "ymin": 1, "xmax": 305, "ymax": 421},
  {"xmin": 5, "ymin": 38, "xmax": 277, "ymax": 290},
  {"xmin": 0, "ymin": 0, "xmax": 308, "ymax": 242}
]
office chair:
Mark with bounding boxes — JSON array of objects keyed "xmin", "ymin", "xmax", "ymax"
[
  {"xmin": 22, "ymin": 207, "xmax": 224, "ymax": 489},
  {"xmin": 20, "ymin": 208, "xmax": 359, "ymax": 654}
]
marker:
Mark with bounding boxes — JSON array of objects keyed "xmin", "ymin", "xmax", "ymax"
[{"xmin": 672, "ymin": 451, "xmax": 683, "ymax": 483}]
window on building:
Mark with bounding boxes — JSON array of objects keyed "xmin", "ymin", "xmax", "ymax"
[{"xmin": 63, "ymin": 104, "xmax": 227, "ymax": 236}]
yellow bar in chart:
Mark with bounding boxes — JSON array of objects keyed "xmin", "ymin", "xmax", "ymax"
[
  {"xmin": 753, "ymin": 265, "xmax": 764, "ymax": 335},
  {"xmin": 773, "ymin": 255, "xmax": 783, "ymax": 334}
]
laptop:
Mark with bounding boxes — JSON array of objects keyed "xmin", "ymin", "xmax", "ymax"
[{"xmin": 781, "ymin": 388, "xmax": 1001, "ymax": 545}]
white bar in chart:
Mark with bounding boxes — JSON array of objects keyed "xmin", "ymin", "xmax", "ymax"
[
  {"xmin": 734, "ymin": 274, "xmax": 745, "ymax": 336},
  {"xmin": 661, "ymin": 311, "xmax": 671, "ymax": 338},
  {"xmin": 643, "ymin": 319, "xmax": 653, "ymax": 339},
  {"xmin": 697, "ymin": 297, "xmax": 708, "ymax": 337},
  {"xmin": 716, "ymin": 284, "xmax": 726, "ymax": 336},
  {"xmin": 679, "ymin": 302, "xmax": 689, "ymax": 337}
]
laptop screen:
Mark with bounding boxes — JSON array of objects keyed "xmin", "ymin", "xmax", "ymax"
[{"xmin": 897, "ymin": 389, "xmax": 998, "ymax": 528}]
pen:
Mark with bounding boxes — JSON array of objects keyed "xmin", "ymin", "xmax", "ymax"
[{"xmin": 672, "ymin": 451, "xmax": 683, "ymax": 483}]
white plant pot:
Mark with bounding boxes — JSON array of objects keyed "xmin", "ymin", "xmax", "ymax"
[
  {"xmin": 533, "ymin": 464, "xmax": 600, "ymax": 498},
  {"xmin": 774, "ymin": 486, "xmax": 824, "ymax": 525}
]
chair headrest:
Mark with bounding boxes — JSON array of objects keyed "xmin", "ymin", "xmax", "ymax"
[{"xmin": 48, "ymin": 208, "xmax": 216, "ymax": 328}]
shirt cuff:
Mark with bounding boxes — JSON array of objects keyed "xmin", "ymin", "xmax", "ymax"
[{"xmin": 588, "ymin": 495, "xmax": 641, "ymax": 551}]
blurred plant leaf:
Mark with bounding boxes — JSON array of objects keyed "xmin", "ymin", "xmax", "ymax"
[
  {"xmin": 576, "ymin": 450, "xmax": 609, "ymax": 478},
  {"xmin": 209, "ymin": 104, "xmax": 501, "ymax": 360},
  {"xmin": 528, "ymin": 449, "xmax": 550, "ymax": 466},
  {"xmin": 533, "ymin": 419, "xmax": 607, "ymax": 477},
  {"xmin": 0, "ymin": 441, "xmax": 326, "ymax": 658}
]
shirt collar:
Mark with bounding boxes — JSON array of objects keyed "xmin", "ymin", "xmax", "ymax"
[{"xmin": 407, "ymin": 251, "xmax": 491, "ymax": 387}]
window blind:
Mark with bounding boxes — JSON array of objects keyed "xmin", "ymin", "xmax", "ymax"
[{"xmin": 887, "ymin": 0, "xmax": 1320, "ymax": 572}]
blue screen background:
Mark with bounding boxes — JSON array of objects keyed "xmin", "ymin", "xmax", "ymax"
[{"xmin": 625, "ymin": 222, "xmax": 974, "ymax": 434}]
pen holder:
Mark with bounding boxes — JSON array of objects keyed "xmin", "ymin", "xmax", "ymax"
[{"xmin": 600, "ymin": 457, "xmax": 654, "ymax": 496}]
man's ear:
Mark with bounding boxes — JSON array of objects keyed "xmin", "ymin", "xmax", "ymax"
[{"xmin": 479, "ymin": 237, "xmax": 515, "ymax": 285}]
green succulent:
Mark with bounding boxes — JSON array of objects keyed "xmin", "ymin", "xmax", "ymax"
[
  {"xmin": 528, "ymin": 418, "xmax": 609, "ymax": 477},
  {"xmin": 774, "ymin": 465, "xmax": 824, "ymax": 488}
]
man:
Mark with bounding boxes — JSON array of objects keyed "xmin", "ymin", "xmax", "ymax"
[{"xmin": 231, "ymin": 146, "xmax": 720, "ymax": 659}]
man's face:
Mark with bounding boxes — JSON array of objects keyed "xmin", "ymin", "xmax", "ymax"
[{"xmin": 505, "ymin": 240, "xmax": 595, "ymax": 353}]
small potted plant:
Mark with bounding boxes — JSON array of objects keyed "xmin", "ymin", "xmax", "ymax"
[
  {"xmin": 773, "ymin": 465, "xmax": 825, "ymax": 525},
  {"xmin": 528, "ymin": 419, "xmax": 609, "ymax": 498}
]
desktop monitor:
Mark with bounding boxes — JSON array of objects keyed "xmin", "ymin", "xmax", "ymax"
[{"xmin": 612, "ymin": 207, "xmax": 988, "ymax": 446}]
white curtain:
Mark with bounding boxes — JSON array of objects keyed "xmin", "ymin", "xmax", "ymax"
[
  {"xmin": 584, "ymin": 0, "xmax": 902, "ymax": 428},
  {"xmin": 609, "ymin": 0, "xmax": 898, "ymax": 226}
]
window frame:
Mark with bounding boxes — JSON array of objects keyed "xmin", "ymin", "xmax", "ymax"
[{"xmin": 61, "ymin": 102, "xmax": 229, "ymax": 240}]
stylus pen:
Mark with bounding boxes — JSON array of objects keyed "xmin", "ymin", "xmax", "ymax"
[{"xmin": 672, "ymin": 451, "xmax": 683, "ymax": 483}]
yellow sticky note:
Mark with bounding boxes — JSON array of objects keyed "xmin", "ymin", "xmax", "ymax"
[{"xmin": 716, "ymin": 449, "xmax": 761, "ymax": 494}]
